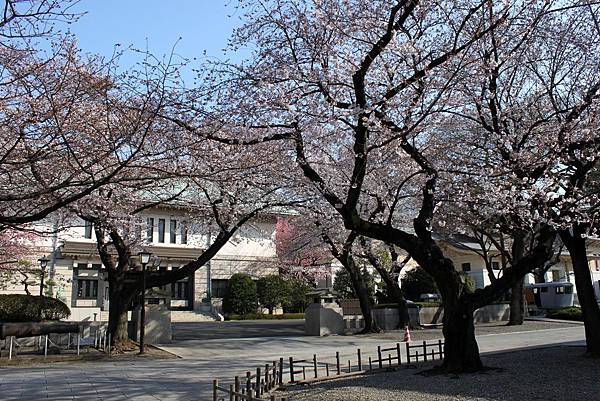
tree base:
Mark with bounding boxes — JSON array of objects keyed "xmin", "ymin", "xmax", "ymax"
[
  {"xmin": 110, "ymin": 338, "xmax": 139, "ymax": 354},
  {"xmin": 356, "ymin": 326, "xmax": 383, "ymax": 335}
]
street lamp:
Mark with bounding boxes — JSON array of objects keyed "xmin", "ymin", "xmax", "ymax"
[
  {"xmin": 138, "ymin": 249, "xmax": 152, "ymax": 354},
  {"xmin": 38, "ymin": 257, "xmax": 49, "ymax": 296}
]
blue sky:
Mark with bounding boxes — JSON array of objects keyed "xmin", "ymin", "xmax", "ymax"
[{"xmin": 67, "ymin": 1, "xmax": 246, "ymax": 82}]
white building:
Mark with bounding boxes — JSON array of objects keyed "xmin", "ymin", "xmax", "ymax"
[{"xmin": 1, "ymin": 206, "xmax": 280, "ymax": 321}]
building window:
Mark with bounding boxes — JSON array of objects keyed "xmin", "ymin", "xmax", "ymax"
[
  {"xmin": 84, "ymin": 220, "xmax": 93, "ymax": 239},
  {"xmin": 146, "ymin": 218, "xmax": 154, "ymax": 242},
  {"xmin": 491, "ymin": 261, "xmax": 500, "ymax": 270},
  {"xmin": 180, "ymin": 222, "xmax": 188, "ymax": 244},
  {"xmin": 77, "ymin": 279, "xmax": 98, "ymax": 299},
  {"xmin": 551, "ymin": 270, "xmax": 560, "ymax": 282},
  {"xmin": 211, "ymin": 279, "xmax": 228, "ymax": 298},
  {"xmin": 170, "ymin": 266, "xmax": 190, "ymax": 300},
  {"xmin": 158, "ymin": 219, "xmax": 165, "ymax": 243},
  {"xmin": 461, "ymin": 263, "xmax": 471, "ymax": 272},
  {"xmin": 170, "ymin": 220, "xmax": 177, "ymax": 244}
]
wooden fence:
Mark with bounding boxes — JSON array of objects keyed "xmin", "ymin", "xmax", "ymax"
[{"xmin": 212, "ymin": 339, "xmax": 444, "ymax": 401}]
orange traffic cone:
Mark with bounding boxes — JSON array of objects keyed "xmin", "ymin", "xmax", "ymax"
[{"xmin": 403, "ymin": 325, "xmax": 411, "ymax": 342}]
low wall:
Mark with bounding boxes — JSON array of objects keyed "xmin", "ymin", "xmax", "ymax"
[
  {"xmin": 372, "ymin": 307, "xmax": 420, "ymax": 330},
  {"xmin": 418, "ymin": 304, "xmax": 510, "ymax": 325}
]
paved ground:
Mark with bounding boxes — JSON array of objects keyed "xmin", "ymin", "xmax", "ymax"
[{"xmin": 0, "ymin": 320, "xmax": 585, "ymax": 401}]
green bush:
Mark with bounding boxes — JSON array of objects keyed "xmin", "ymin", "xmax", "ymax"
[
  {"xmin": 333, "ymin": 267, "xmax": 376, "ymax": 300},
  {"xmin": 257, "ymin": 275, "xmax": 290, "ymax": 314},
  {"xmin": 223, "ymin": 273, "xmax": 258, "ymax": 315},
  {"xmin": 0, "ymin": 294, "xmax": 70, "ymax": 322},
  {"xmin": 372, "ymin": 302, "xmax": 414, "ymax": 309},
  {"xmin": 284, "ymin": 278, "xmax": 312, "ymax": 313},
  {"xmin": 401, "ymin": 267, "xmax": 438, "ymax": 301},
  {"xmin": 413, "ymin": 301, "xmax": 443, "ymax": 308},
  {"xmin": 225, "ymin": 313, "xmax": 305, "ymax": 321},
  {"xmin": 546, "ymin": 307, "xmax": 582, "ymax": 321}
]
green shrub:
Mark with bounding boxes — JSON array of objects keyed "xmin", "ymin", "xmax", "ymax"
[
  {"xmin": 333, "ymin": 267, "xmax": 376, "ymax": 300},
  {"xmin": 401, "ymin": 267, "xmax": 438, "ymax": 301},
  {"xmin": 413, "ymin": 301, "xmax": 443, "ymax": 308},
  {"xmin": 257, "ymin": 275, "xmax": 290, "ymax": 314},
  {"xmin": 460, "ymin": 272, "xmax": 476, "ymax": 294},
  {"xmin": 546, "ymin": 307, "xmax": 582, "ymax": 321},
  {"xmin": 225, "ymin": 313, "xmax": 304, "ymax": 321},
  {"xmin": 285, "ymin": 278, "xmax": 312, "ymax": 313},
  {"xmin": 0, "ymin": 294, "xmax": 70, "ymax": 322},
  {"xmin": 223, "ymin": 273, "xmax": 258, "ymax": 315}
]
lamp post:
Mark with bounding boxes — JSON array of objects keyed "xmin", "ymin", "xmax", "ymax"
[
  {"xmin": 38, "ymin": 257, "xmax": 49, "ymax": 296},
  {"xmin": 138, "ymin": 250, "xmax": 151, "ymax": 354}
]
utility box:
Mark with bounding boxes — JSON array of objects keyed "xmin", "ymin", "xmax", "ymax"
[
  {"xmin": 304, "ymin": 288, "xmax": 344, "ymax": 336},
  {"xmin": 130, "ymin": 288, "xmax": 172, "ymax": 344}
]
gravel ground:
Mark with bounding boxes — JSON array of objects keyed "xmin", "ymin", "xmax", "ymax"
[{"xmin": 277, "ymin": 346, "xmax": 598, "ymax": 401}]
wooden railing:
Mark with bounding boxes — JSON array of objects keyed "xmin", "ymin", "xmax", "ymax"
[{"xmin": 212, "ymin": 339, "xmax": 445, "ymax": 401}]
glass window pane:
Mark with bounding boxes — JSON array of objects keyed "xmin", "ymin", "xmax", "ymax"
[
  {"xmin": 170, "ymin": 220, "xmax": 177, "ymax": 244},
  {"xmin": 158, "ymin": 219, "xmax": 165, "ymax": 243}
]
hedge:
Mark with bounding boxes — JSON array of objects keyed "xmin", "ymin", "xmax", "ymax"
[
  {"xmin": 225, "ymin": 313, "xmax": 305, "ymax": 321},
  {"xmin": 0, "ymin": 294, "xmax": 71, "ymax": 322},
  {"xmin": 223, "ymin": 273, "xmax": 258, "ymax": 315},
  {"xmin": 546, "ymin": 307, "xmax": 582, "ymax": 321}
]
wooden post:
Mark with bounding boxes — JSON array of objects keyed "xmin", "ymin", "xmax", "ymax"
[
  {"xmin": 313, "ymin": 354, "xmax": 318, "ymax": 378},
  {"xmin": 234, "ymin": 376, "xmax": 240, "ymax": 401},
  {"xmin": 368, "ymin": 356, "xmax": 372, "ymax": 370},
  {"xmin": 272, "ymin": 361, "xmax": 277, "ymax": 389},
  {"xmin": 265, "ymin": 364, "xmax": 270, "ymax": 390},
  {"xmin": 246, "ymin": 371, "xmax": 252, "ymax": 400},
  {"xmin": 279, "ymin": 357, "xmax": 284, "ymax": 385},
  {"xmin": 336, "ymin": 351, "xmax": 340, "ymax": 375},
  {"xmin": 396, "ymin": 343, "xmax": 401, "ymax": 366},
  {"xmin": 357, "ymin": 348, "xmax": 362, "ymax": 371},
  {"xmin": 405, "ymin": 342, "xmax": 410, "ymax": 364},
  {"xmin": 289, "ymin": 357, "xmax": 295, "ymax": 382},
  {"xmin": 212, "ymin": 379, "xmax": 218, "ymax": 401},
  {"xmin": 438, "ymin": 339, "xmax": 443, "ymax": 358},
  {"xmin": 325, "ymin": 362, "xmax": 329, "ymax": 376},
  {"xmin": 423, "ymin": 341, "xmax": 428, "ymax": 362},
  {"xmin": 229, "ymin": 384, "xmax": 234, "ymax": 401},
  {"xmin": 377, "ymin": 345, "xmax": 382, "ymax": 368},
  {"xmin": 256, "ymin": 367, "xmax": 261, "ymax": 398},
  {"xmin": 388, "ymin": 354, "xmax": 392, "ymax": 367},
  {"xmin": 302, "ymin": 366, "xmax": 306, "ymax": 380},
  {"xmin": 347, "ymin": 360, "xmax": 351, "ymax": 373}
]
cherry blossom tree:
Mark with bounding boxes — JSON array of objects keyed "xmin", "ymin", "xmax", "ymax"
[
  {"xmin": 167, "ymin": 0, "xmax": 600, "ymax": 372},
  {"xmin": 73, "ymin": 134, "xmax": 297, "ymax": 348}
]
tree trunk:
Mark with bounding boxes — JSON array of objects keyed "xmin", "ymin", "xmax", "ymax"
[
  {"xmin": 561, "ymin": 228, "xmax": 600, "ymax": 357},
  {"xmin": 385, "ymin": 279, "xmax": 410, "ymax": 328},
  {"xmin": 344, "ymin": 258, "xmax": 380, "ymax": 334},
  {"xmin": 107, "ymin": 277, "xmax": 136, "ymax": 348},
  {"xmin": 507, "ymin": 278, "xmax": 525, "ymax": 325},
  {"xmin": 508, "ymin": 231, "xmax": 526, "ymax": 325},
  {"xmin": 441, "ymin": 299, "xmax": 483, "ymax": 372}
]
